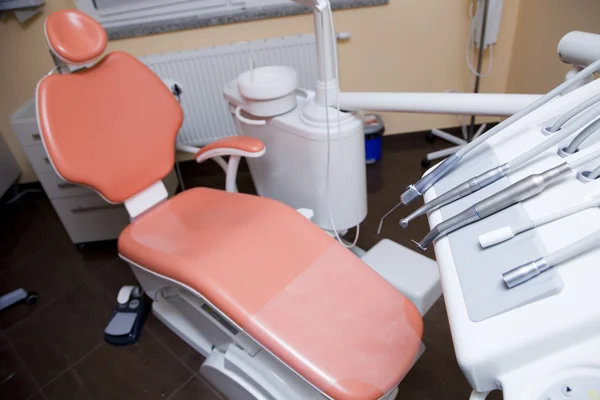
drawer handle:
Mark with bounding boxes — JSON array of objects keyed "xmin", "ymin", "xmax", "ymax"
[
  {"xmin": 32, "ymin": 133, "xmax": 41, "ymax": 141},
  {"xmin": 70, "ymin": 204, "xmax": 121, "ymax": 214},
  {"xmin": 57, "ymin": 182, "xmax": 78, "ymax": 189}
]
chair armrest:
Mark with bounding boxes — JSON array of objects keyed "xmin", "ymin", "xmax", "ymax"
[
  {"xmin": 194, "ymin": 137, "xmax": 266, "ymax": 193},
  {"xmin": 194, "ymin": 136, "xmax": 265, "ymax": 164}
]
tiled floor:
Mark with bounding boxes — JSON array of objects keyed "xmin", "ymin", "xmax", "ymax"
[{"xmin": 0, "ymin": 131, "xmax": 502, "ymax": 399}]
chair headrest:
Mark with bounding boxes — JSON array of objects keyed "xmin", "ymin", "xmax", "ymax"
[{"xmin": 45, "ymin": 9, "xmax": 107, "ymax": 65}]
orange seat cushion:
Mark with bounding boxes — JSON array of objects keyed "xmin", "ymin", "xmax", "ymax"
[
  {"xmin": 118, "ymin": 188, "xmax": 423, "ymax": 400},
  {"xmin": 37, "ymin": 51, "xmax": 182, "ymax": 203}
]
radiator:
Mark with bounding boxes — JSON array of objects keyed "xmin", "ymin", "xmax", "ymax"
[{"xmin": 139, "ymin": 34, "xmax": 318, "ymax": 146}]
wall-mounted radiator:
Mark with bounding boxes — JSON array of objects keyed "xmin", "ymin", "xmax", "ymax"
[{"xmin": 139, "ymin": 34, "xmax": 318, "ymax": 146}]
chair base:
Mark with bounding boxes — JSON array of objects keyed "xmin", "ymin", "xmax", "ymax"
[{"xmin": 125, "ymin": 259, "xmax": 404, "ymax": 400}]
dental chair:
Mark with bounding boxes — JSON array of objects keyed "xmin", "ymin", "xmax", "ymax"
[{"xmin": 37, "ymin": 10, "xmax": 423, "ymax": 400}]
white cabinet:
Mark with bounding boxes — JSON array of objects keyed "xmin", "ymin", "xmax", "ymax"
[
  {"xmin": 0, "ymin": 133, "xmax": 20, "ymax": 197},
  {"xmin": 10, "ymin": 99, "xmax": 179, "ymax": 245}
]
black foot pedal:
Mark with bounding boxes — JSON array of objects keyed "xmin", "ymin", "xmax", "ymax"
[{"xmin": 104, "ymin": 286, "xmax": 149, "ymax": 346}]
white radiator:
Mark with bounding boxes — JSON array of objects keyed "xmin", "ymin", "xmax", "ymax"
[{"xmin": 139, "ymin": 34, "xmax": 318, "ymax": 146}]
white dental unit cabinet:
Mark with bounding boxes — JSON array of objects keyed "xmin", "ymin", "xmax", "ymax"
[
  {"xmin": 426, "ymin": 83, "xmax": 600, "ymax": 399},
  {"xmin": 419, "ymin": 35, "xmax": 600, "ymax": 399}
]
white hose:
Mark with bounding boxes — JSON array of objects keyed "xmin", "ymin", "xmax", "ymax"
[
  {"xmin": 565, "ymin": 118, "xmax": 600, "ymax": 154},
  {"xmin": 588, "ymin": 163, "xmax": 600, "ymax": 180},
  {"xmin": 545, "ymin": 228, "xmax": 600, "ymax": 266},
  {"xmin": 550, "ymin": 92, "xmax": 600, "ymax": 132},
  {"xmin": 567, "ymin": 145, "xmax": 600, "ymax": 169},
  {"xmin": 507, "ymin": 102, "xmax": 600, "ymax": 170},
  {"xmin": 456, "ymin": 58, "xmax": 600, "ymax": 158}
]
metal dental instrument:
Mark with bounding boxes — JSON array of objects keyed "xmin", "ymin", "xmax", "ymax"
[
  {"xmin": 401, "ymin": 103, "xmax": 600, "ymax": 228},
  {"xmin": 479, "ymin": 194, "xmax": 600, "ymax": 248},
  {"xmin": 503, "ymin": 228, "xmax": 600, "ymax": 288},
  {"xmin": 400, "ymin": 58, "xmax": 600, "ymax": 206},
  {"xmin": 415, "ymin": 145, "xmax": 600, "ymax": 250},
  {"xmin": 377, "ymin": 200, "xmax": 402, "ymax": 235}
]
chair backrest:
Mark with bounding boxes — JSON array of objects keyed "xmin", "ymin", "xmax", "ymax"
[{"xmin": 36, "ymin": 10, "xmax": 183, "ymax": 203}]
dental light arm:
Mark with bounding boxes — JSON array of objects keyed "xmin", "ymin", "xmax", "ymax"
[
  {"xmin": 338, "ymin": 92, "xmax": 541, "ymax": 116},
  {"xmin": 297, "ymin": 0, "xmax": 543, "ymax": 117}
]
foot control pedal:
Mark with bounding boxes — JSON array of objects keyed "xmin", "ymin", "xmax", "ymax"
[{"xmin": 104, "ymin": 285, "xmax": 149, "ymax": 346}]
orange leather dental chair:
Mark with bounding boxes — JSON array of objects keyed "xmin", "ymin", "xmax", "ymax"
[{"xmin": 37, "ymin": 10, "xmax": 423, "ymax": 400}]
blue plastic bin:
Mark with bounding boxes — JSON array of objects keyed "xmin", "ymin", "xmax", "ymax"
[{"xmin": 364, "ymin": 114, "xmax": 385, "ymax": 164}]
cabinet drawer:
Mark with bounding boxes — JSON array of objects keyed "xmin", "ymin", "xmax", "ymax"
[
  {"xmin": 51, "ymin": 195, "xmax": 129, "ymax": 244},
  {"xmin": 10, "ymin": 100, "xmax": 42, "ymax": 148},
  {"xmin": 15, "ymin": 129, "xmax": 43, "ymax": 148},
  {"xmin": 38, "ymin": 171, "xmax": 95, "ymax": 199},
  {"xmin": 22, "ymin": 145, "xmax": 54, "ymax": 174}
]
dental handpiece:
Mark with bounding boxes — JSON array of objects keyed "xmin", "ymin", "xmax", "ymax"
[
  {"xmin": 503, "ymin": 228, "xmax": 600, "ymax": 288},
  {"xmin": 416, "ymin": 163, "xmax": 572, "ymax": 251},
  {"xmin": 400, "ymin": 58, "xmax": 600, "ymax": 206},
  {"xmin": 417, "ymin": 144, "xmax": 600, "ymax": 250},
  {"xmin": 479, "ymin": 195, "xmax": 600, "ymax": 248},
  {"xmin": 401, "ymin": 102, "xmax": 600, "ymax": 228}
]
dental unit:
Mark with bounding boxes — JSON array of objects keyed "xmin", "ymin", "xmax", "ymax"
[
  {"xmin": 216, "ymin": 7, "xmax": 600, "ymax": 400},
  {"xmin": 503, "ymin": 228, "xmax": 600, "ymax": 288},
  {"xmin": 479, "ymin": 193, "xmax": 600, "ymax": 248},
  {"xmin": 33, "ymin": 0, "xmax": 600, "ymax": 397},
  {"xmin": 401, "ymin": 102, "xmax": 600, "ymax": 228},
  {"xmin": 416, "ymin": 144, "xmax": 600, "ymax": 251}
]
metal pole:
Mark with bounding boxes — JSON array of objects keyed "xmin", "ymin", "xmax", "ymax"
[{"xmin": 468, "ymin": 0, "xmax": 490, "ymax": 141}]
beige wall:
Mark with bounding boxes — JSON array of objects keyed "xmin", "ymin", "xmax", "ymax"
[
  {"xmin": 507, "ymin": 0, "xmax": 600, "ymax": 94},
  {"xmin": 1, "ymin": 0, "xmax": 521, "ymax": 182}
]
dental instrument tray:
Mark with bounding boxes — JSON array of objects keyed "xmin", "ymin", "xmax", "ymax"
[
  {"xmin": 426, "ymin": 121, "xmax": 600, "ymax": 322},
  {"xmin": 429, "ymin": 143, "xmax": 563, "ymax": 322}
]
